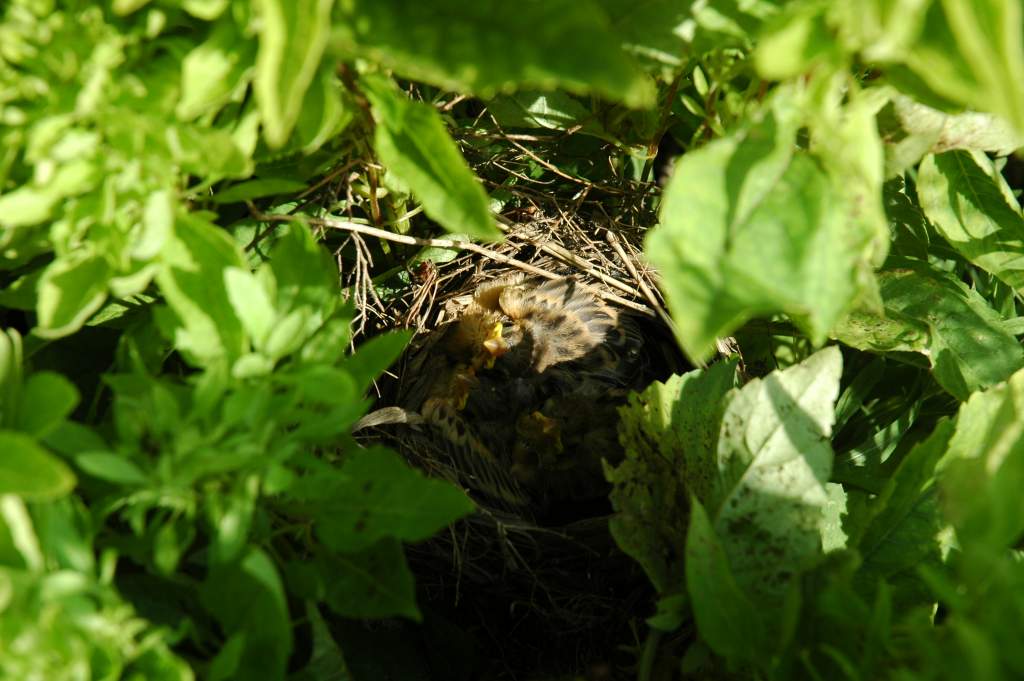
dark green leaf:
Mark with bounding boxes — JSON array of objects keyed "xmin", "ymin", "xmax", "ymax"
[
  {"xmin": 322, "ymin": 538, "xmax": 420, "ymax": 620},
  {"xmin": 212, "ymin": 179, "xmax": 309, "ymax": 204},
  {"xmin": 300, "ymin": 447, "xmax": 474, "ymax": 553},
  {"xmin": 201, "ymin": 548, "xmax": 292, "ymax": 681},
  {"xmin": 333, "ymin": 0, "xmax": 655, "ymax": 107}
]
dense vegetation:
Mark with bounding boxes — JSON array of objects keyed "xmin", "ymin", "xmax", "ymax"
[{"xmin": 2, "ymin": 0, "xmax": 1024, "ymax": 679}]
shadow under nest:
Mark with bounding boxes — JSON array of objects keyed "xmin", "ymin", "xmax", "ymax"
[{"xmin": 353, "ymin": 216, "xmax": 688, "ymax": 679}]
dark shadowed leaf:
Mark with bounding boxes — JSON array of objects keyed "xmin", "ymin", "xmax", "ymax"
[{"xmin": 322, "ymin": 538, "xmax": 420, "ymax": 620}]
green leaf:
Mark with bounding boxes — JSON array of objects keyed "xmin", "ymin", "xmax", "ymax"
[
  {"xmin": 136, "ymin": 189, "xmax": 175, "ymax": 261},
  {"xmin": 36, "ymin": 251, "xmax": 111, "ymax": 339},
  {"xmin": 941, "ymin": 368, "xmax": 1024, "ymax": 549},
  {"xmin": 294, "ymin": 63, "xmax": 353, "ymax": 154},
  {"xmin": 212, "ymin": 178, "xmax": 309, "ymax": 204},
  {"xmin": 253, "ymin": 0, "xmax": 334, "ymax": 147},
  {"xmin": 755, "ymin": 3, "xmax": 839, "ymax": 80},
  {"xmin": 333, "ymin": 0, "xmax": 655, "ymax": 108},
  {"xmin": 155, "ymin": 213, "xmax": 248, "ymax": 366},
  {"xmin": 224, "ymin": 267, "xmax": 277, "ymax": 347},
  {"xmin": 321, "ymin": 539, "xmax": 420, "ymax": 620},
  {"xmin": 918, "ymin": 150, "xmax": 1024, "ymax": 292},
  {"xmin": 16, "ymin": 372, "xmax": 79, "ymax": 438},
  {"xmin": 608, "ymin": 361, "xmax": 736, "ymax": 594},
  {"xmin": 647, "ymin": 100, "xmax": 876, "ymax": 359},
  {"xmin": 711, "ymin": 347, "xmax": 841, "ymax": 606},
  {"xmin": 201, "ymin": 548, "xmax": 292, "ymax": 681},
  {"xmin": 859, "ymin": 266, "xmax": 1024, "ymax": 400},
  {"xmin": 596, "ymin": 0, "xmax": 694, "ymax": 68},
  {"xmin": 362, "ymin": 76, "xmax": 500, "ymax": 240},
  {"xmin": 74, "ymin": 451, "xmax": 149, "ymax": 486},
  {"xmin": 854, "ymin": 419, "xmax": 953, "ymax": 609},
  {"xmin": 487, "ymin": 91, "xmax": 610, "ymax": 139},
  {"xmin": 0, "ymin": 430, "xmax": 76, "ymax": 501},
  {"xmin": 299, "ymin": 447, "xmax": 474, "ymax": 553},
  {"xmin": 178, "ymin": 18, "xmax": 256, "ymax": 121},
  {"xmin": 685, "ymin": 498, "xmax": 767, "ymax": 664}
]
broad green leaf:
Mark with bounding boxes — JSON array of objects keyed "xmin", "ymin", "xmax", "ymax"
[
  {"xmin": 487, "ymin": 91, "xmax": 610, "ymax": 140},
  {"xmin": 711, "ymin": 346, "xmax": 841, "ymax": 606},
  {"xmin": 596, "ymin": 0, "xmax": 694, "ymax": 68},
  {"xmin": 648, "ymin": 100, "xmax": 875, "ymax": 359},
  {"xmin": 178, "ymin": 19, "xmax": 256, "ymax": 121},
  {"xmin": 0, "ymin": 430, "xmax": 76, "ymax": 500},
  {"xmin": 362, "ymin": 77, "xmax": 500, "ymax": 240},
  {"xmin": 16, "ymin": 372, "xmax": 79, "ymax": 438},
  {"xmin": 849, "ymin": 266, "xmax": 1024, "ymax": 400},
  {"xmin": 208, "ymin": 474, "xmax": 259, "ymax": 565},
  {"xmin": 333, "ymin": 0, "xmax": 655, "ymax": 108},
  {"xmin": 212, "ymin": 178, "xmax": 309, "ymax": 204},
  {"xmin": 755, "ymin": 3, "xmax": 840, "ymax": 80},
  {"xmin": 880, "ymin": 96, "xmax": 1024, "ymax": 175},
  {"xmin": 0, "ymin": 185, "xmax": 62, "ymax": 228},
  {"xmin": 300, "ymin": 447, "xmax": 474, "ymax": 552},
  {"xmin": 254, "ymin": 0, "xmax": 334, "ymax": 147},
  {"xmin": 294, "ymin": 63, "xmax": 353, "ymax": 154},
  {"xmin": 224, "ymin": 267, "xmax": 277, "ymax": 347},
  {"xmin": 201, "ymin": 548, "xmax": 292, "ymax": 681},
  {"xmin": 918, "ymin": 150, "xmax": 1024, "ymax": 292},
  {"xmin": 156, "ymin": 214, "xmax": 247, "ymax": 366},
  {"xmin": 685, "ymin": 499, "xmax": 768, "ymax": 664},
  {"xmin": 855, "ymin": 419, "xmax": 953, "ymax": 608},
  {"xmin": 36, "ymin": 251, "xmax": 111, "ymax": 339},
  {"xmin": 608, "ymin": 361, "xmax": 736, "ymax": 594},
  {"xmin": 941, "ymin": 367, "xmax": 1024, "ymax": 549},
  {"xmin": 135, "ymin": 189, "xmax": 175, "ymax": 261},
  {"xmin": 340, "ymin": 331, "xmax": 413, "ymax": 394},
  {"xmin": 74, "ymin": 452, "xmax": 149, "ymax": 486},
  {"xmin": 322, "ymin": 539, "xmax": 420, "ymax": 620}
]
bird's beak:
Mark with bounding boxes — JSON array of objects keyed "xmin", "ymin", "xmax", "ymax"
[{"xmin": 482, "ymin": 322, "xmax": 509, "ymax": 367}]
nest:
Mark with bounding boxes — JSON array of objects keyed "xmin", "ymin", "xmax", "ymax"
[{"xmin": 351, "ymin": 206, "xmax": 688, "ymax": 677}]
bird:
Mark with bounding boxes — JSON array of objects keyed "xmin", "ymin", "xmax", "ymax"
[{"xmin": 389, "ymin": 273, "xmax": 667, "ymax": 515}]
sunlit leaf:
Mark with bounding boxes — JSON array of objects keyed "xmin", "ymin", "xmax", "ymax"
[
  {"xmin": 0, "ymin": 431, "xmax": 76, "ymax": 500},
  {"xmin": 363, "ymin": 76, "xmax": 500, "ymax": 240}
]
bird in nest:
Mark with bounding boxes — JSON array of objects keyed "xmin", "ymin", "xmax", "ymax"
[{"xmin": 380, "ymin": 273, "xmax": 668, "ymax": 516}]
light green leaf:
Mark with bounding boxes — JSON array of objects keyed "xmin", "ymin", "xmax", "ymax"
[
  {"xmin": 363, "ymin": 76, "xmax": 500, "ymax": 240},
  {"xmin": 36, "ymin": 251, "xmax": 111, "ymax": 339},
  {"xmin": 0, "ymin": 186, "xmax": 61, "ymax": 228},
  {"xmin": 647, "ymin": 101, "xmax": 875, "ymax": 359},
  {"xmin": 254, "ymin": 0, "xmax": 334, "ymax": 147},
  {"xmin": 135, "ymin": 189, "xmax": 175, "ymax": 260},
  {"xmin": 685, "ymin": 499, "xmax": 767, "ymax": 664},
  {"xmin": 294, "ymin": 64, "xmax": 353, "ymax": 154},
  {"xmin": 0, "ymin": 430, "xmax": 76, "ymax": 500},
  {"xmin": 487, "ymin": 91, "xmax": 610, "ymax": 139},
  {"xmin": 918, "ymin": 150, "xmax": 1024, "ymax": 292},
  {"xmin": 322, "ymin": 538, "xmax": 420, "ymax": 620},
  {"xmin": 200, "ymin": 548, "xmax": 292, "ymax": 681},
  {"xmin": 608, "ymin": 361, "xmax": 737, "ymax": 594},
  {"xmin": 941, "ymin": 368, "xmax": 1024, "ymax": 550},
  {"xmin": 333, "ymin": 0, "xmax": 654, "ymax": 108},
  {"xmin": 178, "ymin": 19, "xmax": 256, "ymax": 121},
  {"xmin": 156, "ymin": 214, "xmax": 248, "ymax": 367},
  {"xmin": 712, "ymin": 346, "xmax": 841, "ymax": 605},
  {"xmin": 224, "ymin": 267, "xmax": 276, "ymax": 347},
  {"xmin": 301, "ymin": 447, "xmax": 474, "ymax": 552},
  {"xmin": 74, "ymin": 452, "xmax": 149, "ymax": 486},
  {"xmin": 17, "ymin": 372, "xmax": 79, "ymax": 438},
  {"xmin": 755, "ymin": 3, "xmax": 839, "ymax": 80}
]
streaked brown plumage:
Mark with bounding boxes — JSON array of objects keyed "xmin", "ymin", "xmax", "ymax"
[{"xmin": 395, "ymin": 274, "xmax": 668, "ymax": 514}]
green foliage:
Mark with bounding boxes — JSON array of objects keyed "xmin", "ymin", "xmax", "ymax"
[{"xmin": 2, "ymin": 0, "xmax": 1024, "ymax": 678}]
